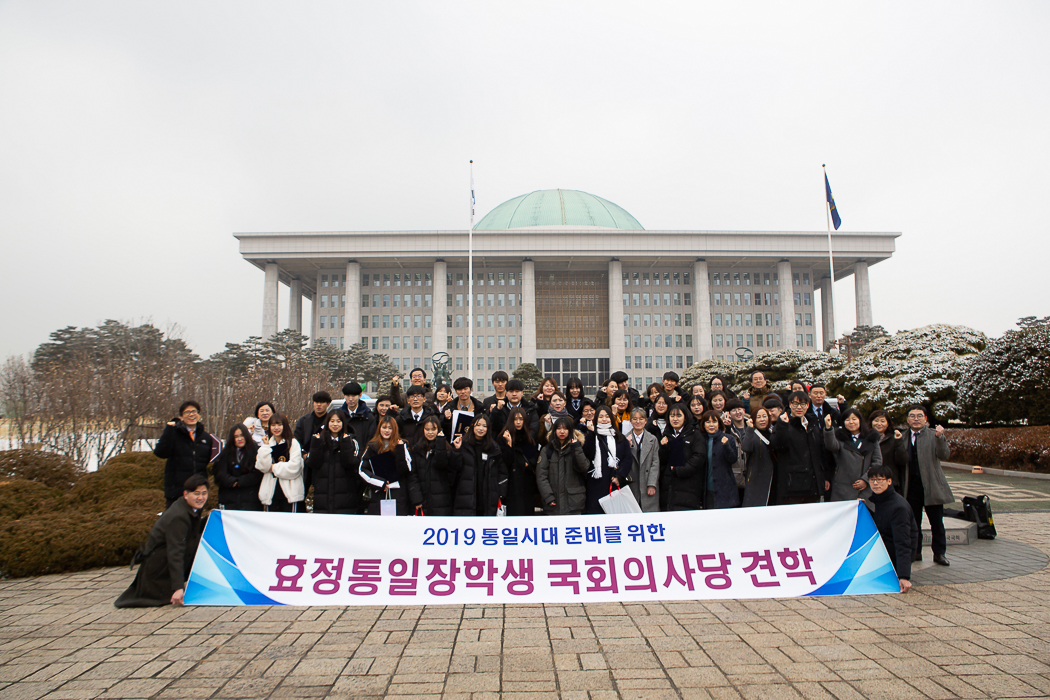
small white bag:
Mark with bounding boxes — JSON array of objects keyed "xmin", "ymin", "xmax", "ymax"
[
  {"xmin": 599, "ymin": 485, "xmax": 643, "ymax": 515},
  {"xmin": 380, "ymin": 489, "xmax": 397, "ymax": 516}
]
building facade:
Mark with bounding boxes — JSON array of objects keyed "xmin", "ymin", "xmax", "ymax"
[{"xmin": 238, "ymin": 189, "xmax": 898, "ymax": 393}]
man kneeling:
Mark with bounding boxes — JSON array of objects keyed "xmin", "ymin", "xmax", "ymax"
[
  {"xmin": 867, "ymin": 464, "xmax": 919, "ymax": 593},
  {"xmin": 115, "ymin": 474, "xmax": 209, "ymax": 607}
]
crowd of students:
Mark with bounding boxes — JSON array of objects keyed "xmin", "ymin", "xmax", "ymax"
[{"xmin": 141, "ymin": 366, "xmax": 953, "ymax": 605}]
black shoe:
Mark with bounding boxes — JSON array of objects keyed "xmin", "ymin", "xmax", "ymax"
[
  {"xmin": 913, "ymin": 551, "xmax": 922, "ymax": 562},
  {"xmin": 933, "ymin": 553, "xmax": 950, "ymax": 566}
]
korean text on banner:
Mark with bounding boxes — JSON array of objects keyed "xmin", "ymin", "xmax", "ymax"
[{"xmin": 185, "ymin": 501, "xmax": 900, "ymax": 607}]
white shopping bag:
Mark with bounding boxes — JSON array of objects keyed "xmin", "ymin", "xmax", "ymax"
[
  {"xmin": 496, "ymin": 498, "xmax": 507, "ymax": 517},
  {"xmin": 380, "ymin": 489, "xmax": 397, "ymax": 516},
  {"xmin": 599, "ymin": 484, "xmax": 643, "ymax": 515}
]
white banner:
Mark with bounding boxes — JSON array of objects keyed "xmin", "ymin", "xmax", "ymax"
[{"xmin": 185, "ymin": 501, "xmax": 901, "ymax": 606}]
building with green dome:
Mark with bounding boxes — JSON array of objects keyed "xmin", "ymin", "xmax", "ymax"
[{"xmin": 238, "ymin": 188, "xmax": 898, "ymax": 394}]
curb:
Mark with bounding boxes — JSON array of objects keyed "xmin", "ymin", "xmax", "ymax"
[{"xmin": 942, "ymin": 461, "xmax": 1050, "ymax": 481}]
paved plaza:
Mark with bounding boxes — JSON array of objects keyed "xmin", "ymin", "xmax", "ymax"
[{"xmin": 1, "ymin": 512, "xmax": 1048, "ymax": 700}]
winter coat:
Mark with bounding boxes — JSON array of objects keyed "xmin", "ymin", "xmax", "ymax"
[
  {"xmin": 536, "ymin": 435, "xmax": 590, "ymax": 515},
  {"xmin": 293, "ymin": 411, "xmax": 329, "ymax": 458},
  {"xmin": 901, "ymin": 427, "xmax": 955, "ymax": 506},
  {"xmin": 824, "ymin": 428, "xmax": 881, "ymax": 502},
  {"xmin": 396, "ymin": 404, "xmax": 439, "ymax": 447},
  {"xmin": 440, "ymin": 397, "xmax": 486, "ymax": 443},
  {"xmin": 593, "ymin": 385, "xmax": 641, "ymax": 409},
  {"xmin": 740, "ymin": 427, "xmax": 776, "ymax": 507},
  {"xmin": 212, "ymin": 445, "xmax": 263, "ymax": 511},
  {"xmin": 488, "ymin": 400, "xmax": 540, "ymax": 441},
  {"xmin": 627, "ymin": 429, "xmax": 661, "ymax": 512},
  {"xmin": 869, "ymin": 484, "xmax": 919, "ymax": 580},
  {"xmin": 701, "ymin": 430, "xmax": 741, "ymax": 509},
  {"xmin": 877, "ymin": 431, "xmax": 909, "ymax": 484},
  {"xmin": 582, "ymin": 429, "xmax": 633, "ymax": 514},
  {"xmin": 306, "ymin": 433, "xmax": 362, "ymax": 514},
  {"xmin": 154, "ymin": 421, "xmax": 214, "ymax": 504},
  {"xmin": 565, "ymin": 396, "xmax": 592, "ymax": 422},
  {"xmin": 256, "ymin": 438, "xmax": 305, "ymax": 506},
  {"xmin": 114, "ymin": 497, "xmax": 204, "ymax": 608},
  {"xmin": 451, "ymin": 440, "xmax": 507, "ymax": 516},
  {"xmin": 645, "ymin": 413, "xmax": 669, "ymax": 441},
  {"xmin": 503, "ymin": 435, "xmax": 539, "ymax": 516},
  {"xmin": 658, "ymin": 425, "xmax": 706, "ymax": 511},
  {"xmin": 770, "ymin": 416, "xmax": 826, "ymax": 501},
  {"xmin": 410, "ymin": 439, "xmax": 456, "ymax": 516},
  {"xmin": 340, "ymin": 401, "xmax": 377, "ymax": 445},
  {"xmin": 359, "ymin": 443, "xmax": 421, "ymax": 515},
  {"xmin": 744, "ymin": 386, "xmax": 772, "ymax": 415},
  {"xmin": 727, "ymin": 424, "xmax": 749, "ymax": 489}
]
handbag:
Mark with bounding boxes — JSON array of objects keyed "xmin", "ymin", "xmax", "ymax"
[{"xmin": 599, "ymin": 484, "xmax": 643, "ymax": 515}]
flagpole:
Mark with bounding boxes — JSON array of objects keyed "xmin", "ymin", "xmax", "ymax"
[
  {"xmin": 823, "ymin": 164, "xmax": 837, "ymax": 354},
  {"xmin": 468, "ymin": 160, "xmax": 474, "ymax": 382}
]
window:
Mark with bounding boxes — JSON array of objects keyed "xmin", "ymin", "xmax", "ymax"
[
  {"xmin": 803, "ymin": 273, "xmax": 810, "ymax": 285},
  {"xmin": 623, "ymin": 313, "xmax": 629, "ymax": 327},
  {"xmin": 425, "ymin": 273, "xmax": 432, "ymax": 286},
  {"xmin": 653, "ymin": 313, "xmax": 660, "ymax": 327},
  {"xmin": 675, "ymin": 313, "xmax": 682, "ymax": 326},
  {"xmin": 643, "ymin": 314, "xmax": 651, "ymax": 327},
  {"xmin": 372, "ymin": 315, "xmax": 379, "ymax": 328},
  {"xmin": 321, "ymin": 274, "xmax": 328, "ymax": 287},
  {"xmin": 673, "ymin": 272, "xmax": 681, "ymax": 285},
  {"xmin": 362, "ymin": 294, "xmax": 369, "ymax": 308},
  {"xmin": 632, "ymin": 293, "xmax": 640, "ymax": 306},
  {"xmin": 456, "ymin": 273, "xmax": 463, "ymax": 286},
  {"xmin": 414, "ymin": 294, "xmax": 421, "ymax": 307},
  {"xmin": 498, "ymin": 314, "xmax": 505, "ymax": 328},
  {"xmin": 746, "ymin": 334, "xmax": 753, "ymax": 348},
  {"xmin": 676, "ymin": 334, "xmax": 682, "ymax": 347},
  {"xmin": 424, "ymin": 336, "xmax": 431, "ymax": 350},
  {"xmin": 795, "ymin": 313, "xmax": 803, "ymax": 326},
  {"xmin": 723, "ymin": 293, "xmax": 731, "ymax": 306},
  {"xmin": 744, "ymin": 274, "xmax": 751, "ymax": 286},
  {"xmin": 456, "ymin": 314, "xmax": 463, "ymax": 328},
  {"xmin": 714, "ymin": 313, "xmax": 722, "ymax": 326},
  {"xmin": 654, "ymin": 334, "xmax": 661, "ymax": 348},
  {"xmin": 807, "ymin": 334, "xmax": 814, "ymax": 347},
  {"xmin": 362, "ymin": 274, "xmax": 369, "ymax": 286},
  {"xmin": 372, "ymin": 337, "xmax": 379, "ymax": 350},
  {"xmin": 487, "ymin": 293, "xmax": 494, "ymax": 306},
  {"xmin": 643, "ymin": 293, "xmax": 650, "ymax": 306},
  {"xmin": 652, "ymin": 293, "xmax": 659, "ymax": 307},
  {"xmin": 734, "ymin": 273, "xmax": 740, "ymax": 285},
  {"xmin": 425, "ymin": 294, "xmax": 432, "ymax": 307},
  {"xmin": 734, "ymin": 314, "xmax": 740, "ymax": 326},
  {"xmin": 455, "ymin": 336, "xmax": 462, "ymax": 349},
  {"xmin": 634, "ymin": 335, "xmax": 641, "ymax": 348},
  {"xmin": 674, "ymin": 293, "xmax": 681, "ymax": 305},
  {"xmin": 805, "ymin": 313, "xmax": 813, "ymax": 326},
  {"xmin": 446, "ymin": 314, "xmax": 452, "ymax": 328},
  {"xmin": 487, "ymin": 314, "xmax": 495, "ymax": 328},
  {"xmin": 714, "ymin": 294, "xmax": 721, "ymax": 306},
  {"xmin": 686, "ymin": 335, "xmax": 693, "ymax": 348},
  {"xmin": 393, "ymin": 315, "xmax": 400, "ymax": 329},
  {"xmin": 645, "ymin": 356, "xmax": 653, "ymax": 369},
  {"xmin": 804, "ymin": 293, "xmax": 811, "ymax": 305},
  {"xmin": 643, "ymin": 272, "xmax": 650, "ymax": 285},
  {"xmin": 684, "ymin": 272, "xmax": 690, "ymax": 285},
  {"xmin": 414, "ymin": 315, "xmax": 421, "ymax": 328},
  {"xmin": 476, "ymin": 294, "xmax": 483, "ymax": 307},
  {"xmin": 382, "ymin": 336, "xmax": 390, "ymax": 350},
  {"xmin": 745, "ymin": 314, "xmax": 752, "ymax": 327},
  {"xmin": 743, "ymin": 293, "xmax": 750, "ymax": 306},
  {"xmin": 794, "ymin": 293, "xmax": 801, "ymax": 306},
  {"xmin": 796, "ymin": 334, "xmax": 803, "ymax": 347},
  {"xmin": 633, "ymin": 314, "xmax": 640, "ymax": 326},
  {"xmin": 684, "ymin": 293, "xmax": 691, "ymax": 306},
  {"xmin": 685, "ymin": 314, "xmax": 692, "ymax": 327},
  {"xmin": 725, "ymin": 334, "xmax": 733, "ymax": 347},
  {"xmin": 319, "ymin": 316, "xmax": 326, "ymax": 329},
  {"xmin": 755, "ymin": 314, "xmax": 762, "ymax": 327},
  {"xmin": 456, "ymin": 294, "xmax": 463, "ymax": 307},
  {"xmin": 413, "ymin": 336, "xmax": 421, "ymax": 350},
  {"xmin": 320, "ymin": 296, "xmax": 327, "ymax": 309},
  {"xmin": 361, "ymin": 316, "xmax": 368, "ymax": 329}
]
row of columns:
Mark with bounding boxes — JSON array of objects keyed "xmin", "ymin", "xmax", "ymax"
[{"xmin": 261, "ymin": 258, "xmax": 875, "ymax": 369}]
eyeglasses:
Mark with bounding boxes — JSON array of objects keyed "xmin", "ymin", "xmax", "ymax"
[
  {"xmin": 788, "ymin": 401, "xmax": 807, "ymax": 407},
  {"xmin": 181, "ymin": 410, "xmax": 199, "ymax": 416},
  {"xmin": 869, "ymin": 477, "xmax": 890, "ymax": 484}
]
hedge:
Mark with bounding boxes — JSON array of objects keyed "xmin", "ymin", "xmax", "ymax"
[{"xmin": 945, "ymin": 426, "xmax": 1050, "ymax": 473}]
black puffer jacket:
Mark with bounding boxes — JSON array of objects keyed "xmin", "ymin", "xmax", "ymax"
[
  {"xmin": 359, "ymin": 443, "xmax": 421, "ymax": 516},
  {"xmin": 341, "ymin": 402, "xmax": 377, "ymax": 445},
  {"xmin": 701, "ymin": 430, "xmax": 741, "ymax": 509},
  {"xmin": 869, "ymin": 484, "xmax": 919, "ymax": 580},
  {"xmin": 155, "ymin": 421, "xmax": 214, "ymax": 504},
  {"xmin": 212, "ymin": 444, "xmax": 263, "ymax": 511},
  {"xmin": 410, "ymin": 439, "xmax": 456, "ymax": 516},
  {"xmin": 658, "ymin": 424, "xmax": 706, "ymax": 511},
  {"xmin": 536, "ymin": 436, "xmax": 590, "ymax": 515},
  {"xmin": 451, "ymin": 440, "xmax": 507, "ymax": 516},
  {"xmin": 307, "ymin": 433, "xmax": 362, "ymax": 514}
]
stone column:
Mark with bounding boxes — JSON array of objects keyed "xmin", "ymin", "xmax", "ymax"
[
  {"xmin": 344, "ymin": 261, "xmax": 361, "ymax": 348},
  {"xmin": 694, "ymin": 259, "xmax": 712, "ymax": 362},
  {"xmin": 777, "ymin": 260, "xmax": 796, "ymax": 350},
  {"xmin": 313, "ymin": 270, "xmax": 324, "ymax": 346},
  {"xmin": 820, "ymin": 275, "xmax": 835, "ymax": 351},
  {"xmin": 262, "ymin": 261, "xmax": 279, "ymax": 339},
  {"xmin": 854, "ymin": 260, "xmax": 872, "ymax": 327},
  {"xmin": 288, "ymin": 278, "xmax": 303, "ymax": 332},
  {"xmin": 432, "ymin": 260, "xmax": 448, "ymax": 367},
  {"xmin": 607, "ymin": 259, "xmax": 626, "ymax": 375},
  {"xmin": 521, "ymin": 259, "xmax": 537, "ymax": 366}
]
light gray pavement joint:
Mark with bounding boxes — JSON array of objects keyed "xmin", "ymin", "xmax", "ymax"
[{"xmin": 0, "ymin": 513, "xmax": 1048, "ymax": 700}]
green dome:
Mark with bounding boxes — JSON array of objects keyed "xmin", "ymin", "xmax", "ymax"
[{"xmin": 473, "ymin": 189, "xmax": 643, "ymax": 230}]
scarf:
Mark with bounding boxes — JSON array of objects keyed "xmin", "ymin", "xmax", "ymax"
[
  {"xmin": 591, "ymin": 425, "xmax": 619, "ymax": 480},
  {"xmin": 549, "ymin": 407, "xmax": 570, "ymax": 420}
]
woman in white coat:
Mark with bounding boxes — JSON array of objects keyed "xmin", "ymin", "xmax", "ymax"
[
  {"xmin": 255, "ymin": 413, "xmax": 305, "ymax": 512},
  {"xmin": 626, "ymin": 408, "xmax": 660, "ymax": 512}
]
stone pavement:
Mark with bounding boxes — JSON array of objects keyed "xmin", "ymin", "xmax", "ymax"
[{"xmin": 1, "ymin": 514, "xmax": 1048, "ymax": 700}]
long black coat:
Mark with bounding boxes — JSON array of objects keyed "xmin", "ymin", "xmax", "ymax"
[
  {"xmin": 503, "ymin": 436, "xmax": 539, "ymax": 516},
  {"xmin": 307, "ymin": 434, "xmax": 362, "ymax": 514},
  {"xmin": 869, "ymin": 484, "xmax": 919, "ymax": 580},
  {"xmin": 441, "ymin": 397, "xmax": 486, "ymax": 443},
  {"xmin": 877, "ymin": 432, "xmax": 908, "ymax": 483},
  {"xmin": 115, "ymin": 498, "xmax": 205, "ymax": 607},
  {"xmin": 488, "ymin": 400, "xmax": 540, "ymax": 442},
  {"xmin": 770, "ymin": 416, "xmax": 826, "ymax": 501},
  {"xmin": 582, "ymin": 430, "xmax": 633, "ymax": 514},
  {"xmin": 341, "ymin": 402, "xmax": 377, "ymax": 445},
  {"xmin": 700, "ymin": 430, "xmax": 741, "ymax": 509},
  {"xmin": 410, "ymin": 439, "xmax": 456, "ymax": 516},
  {"xmin": 740, "ymin": 427, "xmax": 776, "ymax": 508},
  {"xmin": 658, "ymin": 425, "xmax": 706, "ymax": 511},
  {"xmin": 212, "ymin": 446, "xmax": 263, "ymax": 511},
  {"xmin": 154, "ymin": 421, "xmax": 214, "ymax": 504},
  {"xmin": 451, "ymin": 441, "xmax": 507, "ymax": 516},
  {"xmin": 359, "ymin": 443, "xmax": 420, "ymax": 515}
]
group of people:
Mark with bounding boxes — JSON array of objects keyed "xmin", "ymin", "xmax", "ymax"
[{"xmin": 126, "ymin": 367, "xmax": 952, "ymax": 606}]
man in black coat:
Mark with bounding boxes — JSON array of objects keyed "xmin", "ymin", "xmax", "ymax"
[
  {"xmin": 770, "ymin": 391, "xmax": 828, "ymax": 504},
  {"xmin": 441, "ymin": 377, "xmax": 486, "ymax": 443},
  {"xmin": 397, "ymin": 385, "xmax": 438, "ymax": 446},
  {"xmin": 488, "ymin": 379, "xmax": 539, "ymax": 438},
  {"xmin": 154, "ymin": 401, "xmax": 214, "ymax": 507},
  {"xmin": 594, "ymin": 371, "xmax": 642, "ymax": 408},
  {"xmin": 294, "ymin": 391, "xmax": 332, "ymax": 489},
  {"xmin": 867, "ymin": 464, "xmax": 918, "ymax": 592},
  {"xmin": 340, "ymin": 382, "xmax": 377, "ymax": 445},
  {"xmin": 115, "ymin": 473, "xmax": 209, "ymax": 607}
]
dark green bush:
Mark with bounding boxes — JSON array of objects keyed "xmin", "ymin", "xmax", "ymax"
[{"xmin": 0, "ymin": 450, "xmax": 83, "ymax": 491}]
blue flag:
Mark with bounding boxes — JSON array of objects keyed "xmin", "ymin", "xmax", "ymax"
[{"xmin": 825, "ymin": 173, "xmax": 842, "ymax": 230}]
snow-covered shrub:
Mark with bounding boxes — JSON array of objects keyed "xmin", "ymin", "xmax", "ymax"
[
  {"xmin": 738, "ymin": 350, "xmax": 845, "ymax": 393},
  {"xmin": 679, "ymin": 359, "xmax": 747, "ymax": 393},
  {"xmin": 957, "ymin": 323, "xmax": 1050, "ymax": 426},
  {"xmin": 826, "ymin": 324, "xmax": 987, "ymax": 423}
]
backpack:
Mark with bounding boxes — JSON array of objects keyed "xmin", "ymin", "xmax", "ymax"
[{"xmin": 962, "ymin": 495, "xmax": 996, "ymax": 540}]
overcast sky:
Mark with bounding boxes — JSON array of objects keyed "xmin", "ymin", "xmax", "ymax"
[{"xmin": 1, "ymin": 1, "xmax": 1046, "ymax": 361}]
